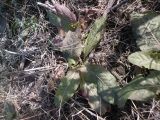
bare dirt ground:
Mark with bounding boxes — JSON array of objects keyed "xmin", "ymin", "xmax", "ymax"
[{"xmin": 0, "ymin": 0, "xmax": 160, "ymax": 120}]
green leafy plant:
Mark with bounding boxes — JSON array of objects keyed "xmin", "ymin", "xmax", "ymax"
[
  {"xmin": 54, "ymin": 15, "xmax": 112, "ymax": 114},
  {"xmin": 129, "ymin": 12, "xmax": 160, "ymax": 70},
  {"xmin": 54, "ymin": 70, "xmax": 80, "ymax": 106},
  {"xmin": 82, "ymin": 16, "xmax": 106, "ymax": 60},
  {"xmin": 125, "ymin": 11, "xmax": 160, "ymax": 106},
  {"xmin": 53, "ymin": 9, "xmax": 160, "ymax": 115}
]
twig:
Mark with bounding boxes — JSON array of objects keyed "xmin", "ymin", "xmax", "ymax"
[
  {"xmin": 103, "ymin": 0, "xmax": 115, "ymax": 17},
  {"xmin": 37, "ymin": 2, "xmax": 56, "ymax": 13},
  {"xmin": 7, "ymin": 72, "xmax": 37, "ymax": 83},
  {"xmin": 3, "ymin": 49, "xmax": 19, "ymax": 55},
  {"xmin": 110, "ymin": 0, "xmax": 129, "ymax": 11},
  {"xmin": 20, "ymin": 109, "xmax": 57, "ymax": 120},
  {"xmin": 72, "ymin": 99, "xmax": 105, "ymax": 120},
  {"xmin": 103, "ymin": 0, "xmax": 129, "ymax": 17},
  {"xmin": 24, "ymin": 66, "xmax": 56, "ymax": 72}
]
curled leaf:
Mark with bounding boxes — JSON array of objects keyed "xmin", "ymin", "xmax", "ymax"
[
  {"xmin": 53, "ymin": 3, "xmax": 76, "ymax": 22},
  {"xmin": 47, "ymin": 11, "xmax": 77, "ymax": 31},
  {"xmin": 38, "ymin": 1, "xmax": 77, "ymax": 31}
]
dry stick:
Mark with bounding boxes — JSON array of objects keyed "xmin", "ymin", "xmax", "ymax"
[
  {"xmin": 72, "ymin": 99, "xmax": 105, "ymax": 120},
  {"xmin": 103, "ymin": 0, "xmax": 129, "ymax": 17},
  {"xmin": 110, "ymin": 0, "xmax": 129, "ymax": 12},
  {"xmin": 37, "ymin": 2, "xmax": 56, "ymax": 13},
  {"xmin": 20, "ymin": 109, "xmax": 57, "ymax": 120},
  {"xmin": 103, "ymin": 0, "xmax": 116, "ymax": 17},
  {"xmin": 4, "ymin": 66, "xmax": 56, "ymax": 85}
]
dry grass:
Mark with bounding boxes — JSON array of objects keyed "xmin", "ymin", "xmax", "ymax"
[{"xmin": 0, "ymin": 0, "xmax": 160, "ymax": 119}]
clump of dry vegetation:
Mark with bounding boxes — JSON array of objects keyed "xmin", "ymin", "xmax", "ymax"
[{"xmin": 0, "ymin": 0, "xmax": 160, "ymax": 120}]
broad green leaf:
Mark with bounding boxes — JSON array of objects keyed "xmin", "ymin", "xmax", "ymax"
[
  {"xmin": 131, "ymin": 12, "xmax": 160, "ymax": 50},
  {"xmin": 83, "ymin": 16, "xmax": 106, "ymax": 60},
  {"xmin": 3, "ymin": 101, "xmax": 17, "ymax": 120},
  {"xmin": 47, "ymin": 11, "xmax": 76, "ymax": 31},
  {"xmin": 82, "ymin": 83, "xmax": 109, "ymax": 115},
  {"xmin": 60, "ymin": 29, "xmax": 83, "ymax": 60},
  {"xmin": 117, "ymin": 71, "xmax": 160, "ymax": 107},
  {"xmin": 79, "ymin": 64, "xmax": 119, "ymax": 113},
  {"xmin": 54, "ymin": 70, "xmax": 80, "ymax": 106},
  {"xmin": 79, "ymin": 64, "xmax": 117, "ymax": 84},
  {"xmin": 128, "ymin": 51, "xmax": 160, "ymax": 70}
]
